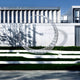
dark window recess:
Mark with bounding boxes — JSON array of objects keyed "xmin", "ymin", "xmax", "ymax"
[
  {"xmin": 22, "ymin": 11, "xmax": 24, "ymax": 23},
  {"xmin": 35, "ymin": 11, "xmax": 36, "ymax": 23},
  {"xmin": 9, "ymin": 11, "xmax": 12, "ymax": 23},
  {"xmin": 18, "ymin": 11, "xmax": 20, "ymax": 23},
  {"xmin": 14, "ymin": 11, "xmax": 16, "ymax": 23},
  {"xmin": 1, "ymin": 11, "xmax": 3, "ymax": 23},
  {"xmin": 5, "ymin": 11, "xmax": 7, "ymax": 23},
  {"xmin": 73, "ymin": 9, "xmax": 80, "ymax": 23},
  {"xmin": 39, "ymin": 11, "xmax": 41, "ymax": 23},
  {"xmin": 75, "ymin": 20, "xmax": 79, "ymax": 23},
  {"xmin": 43, "ymin": 10, "xmax": 45, "ymax": 23},
  {"xmin": 31, "ymin": 11, "xmax": 32, "ymax": 23},
  {"xmin": 26, "ymin": 11, "xmax": 28, "ymax": 23}
]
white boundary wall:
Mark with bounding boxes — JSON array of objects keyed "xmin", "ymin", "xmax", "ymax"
[
  {"xmin": 0, "ymin": 23, "xmax": 80, "ymax": 46},
  {"xmin": 56, "ymin": 23, "xmax": 75, "ymax": 46},
  {"xmin": 56, "ymin": 23, "xmax": 79, "ymax": 46}
]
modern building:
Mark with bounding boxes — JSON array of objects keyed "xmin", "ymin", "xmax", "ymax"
[
  {"xmin": 0, "ymin": 6, "xmax": 80, "ymax": 47},
  {"xmin": 0, "ymin": 7, "xmax": 60, "ymax": 23},
  {"xmin": 61, "ymin": 6, "xmax": 80, "ymax": 46},
  {"xmin": 62, "ymin": 6, "xmax": 80, "ymax": 23},
  {"xmin": 0, "ymin": 7, "xmax": 61, "ymax": 47}
]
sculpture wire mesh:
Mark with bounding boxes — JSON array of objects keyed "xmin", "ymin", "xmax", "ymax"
[{"xmin": 1, "ymin": 15, "xmax": 58, "ymax": 54}]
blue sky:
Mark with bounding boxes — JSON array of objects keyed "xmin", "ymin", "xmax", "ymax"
[{"xmin": 0, "ymin": 0, "xmax": 80, "ymax": 15}]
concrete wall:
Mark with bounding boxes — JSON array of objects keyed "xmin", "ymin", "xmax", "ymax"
[
  {"xmin": 0, "ymin": 23, "xmax": 79, "ymax": 47},
  {"xmin": 56, "ymin": 23, "xmax": 75, "ymax": 46}
]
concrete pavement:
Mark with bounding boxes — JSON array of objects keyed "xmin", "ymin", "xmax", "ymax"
[{"xmin": 0, "ymin": 70, "xmax": 80, "ymax": 80}]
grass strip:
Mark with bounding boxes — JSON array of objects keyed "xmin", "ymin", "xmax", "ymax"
[
  {"xmin": 0, "ymin": 52, "xmax": 16, "ymax": 54},
  {"xmin": 62, "ymin": 54, "xmax": 80, "ymax": 55},
  {"xmin": 0, "ymin": 64, "xmax": 80, "ymax": 70},
  {"xmin": 1, "ymin": 46, "xmax": 80, "ymax": 51},
  {"xmin": 20, "ymin": 52, "xmax": 58, "ymax": 55},
  {"xmin": 53, "ymin": 46, "xmax": 80, "ymax": 51},
  {"xmin": 0, "ymin": 57, "xmax": 80, "ymax": 61},
  {"xmin": 0, "ymin": 47, "xmax": 24, "ymax": 50}
]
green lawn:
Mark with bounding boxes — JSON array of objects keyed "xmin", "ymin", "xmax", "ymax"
[
  {"xmin": 0, "ymin": 64, "xmax": 80, "ymax": 70},
  {"xmin": 0, "ymin": 46, "xmax": 80, "ymax": 70},
  {"xmin": 0, "ymin": 46, "xmax": 80, "ymax": 51},
  {"xmin": 0, "ymin": 57, "xmax": 80, "ymax": 61}
]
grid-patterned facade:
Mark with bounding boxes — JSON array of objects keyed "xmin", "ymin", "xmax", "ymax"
[{"xmin": 0, "ymin": 7, "xmax": 60, "ymax": 23}]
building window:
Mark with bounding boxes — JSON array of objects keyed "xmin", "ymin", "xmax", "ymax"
[
  {"xmin": 5, "ymin": 11, "xmax": 7, "ymax": 23},
  {"xmin": 74, "ymin": 10, "xmax": 80, "ymax": 23},
  {"xmin": 43, "ymin": 10, "xmax": 45, "ymax": 23},
  {"xmin": 35, "ymin": 10, "xmax": 37, "ymax": 23},
  {"xmin": 47, "ymin": 10, "xmax": 49, "ymax": 23},
  {"xmin": 26, "ymin": 10, "xmax": 28, "ymax": 23},
  {"xmin": 75, "ymin": 20, "xmax": 79, "ymax": 23},
  {"xmin": 22, "ymin": 10, "xmax": 24, "ymax": 23},
  {"xmin": 31, "ymin": 10, "xmax": 32, "ymax": 23},
  {"xmin": 75, "ymin": 10, "xmax": 79, "ymax": 17},
  {"xmin": 9, "ymin": 11, "xmax": 12, "ymax": 23},
  {"xmin": 39, "ymin": 11, "xmax": 41, "ymax": 23},
  {"xmin": 1, "ymin": 10, "xmax": 3, "ymax": 23},
  {"xmin": 14, "ymin": 10, "xmax": 16, "ymax": 23},
  {"xmin": 18, "ymin": 11, "xmax": 20, "ymax": 23}
]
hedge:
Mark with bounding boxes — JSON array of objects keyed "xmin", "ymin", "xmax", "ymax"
[
  {"xmin": 53, "ymin": 46, "xmax": 80, "ymax": 51},
  {"xmin": 0, "ymin": 64, "xmax": 80, "ymax": 70},
  {"xmin": 0, "ymin": 46, "xmax": 80, "ymax": 51},
  {"xmin": 0, "ymin": 57, "xmax": 80, "ymax": 61}
]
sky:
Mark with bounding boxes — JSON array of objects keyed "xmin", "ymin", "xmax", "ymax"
[{"xmin": 0, "ymin": 0, "xmax": 80, "ymax": 15}]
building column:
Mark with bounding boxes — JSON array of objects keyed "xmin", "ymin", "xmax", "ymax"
[
  {"xmin": 24, "ymin": 10, "xmax": 26, "ymax": 23},
  {"xmin": 3, "ymin": 11, "xmax": 5, "ymax": 23},
  {"xmin": 32, "ymin": 10, "xmax": 35, "ymax": 23},
  {"xmin": 36, "ymin": 10, "xmax": 39, "ymax": 23},
  {"xmin": 53, "ymin": 10, "xmax": 56, "ymax": 23},
  {"xmin": 41, "ymin": 10, "xmax": 43, "ymax": 23},
  {"xmin": 28, "ymin": 10, "xmax": 31, "ymax": 23},
  {"xmin": 16, "ymin": 11, "xmax": 18, "ymax": 23},
  {"xmin": 0, "ymin": 11, "xmax": 1, "ymax": 23},
  {"xmin": 11, "ymin": 11, "xmax": 14, "ymax": 23},
  {"xmin": 57, "ymin": 10, "xmax": 60, "ymax": 23},
  {"xmin": 45, "ymin": 10, "xmax": 48, "ymax": 23},
  {"xmin": 20, "ymin": 10, "xmax": 22, "ymax": 23},
  {"xmin": 7, "ymin": 11, "xmax": 10, "ymax": 23}
]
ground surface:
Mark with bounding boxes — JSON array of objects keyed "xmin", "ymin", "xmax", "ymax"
[{"xmin": 0, "ymin": 70, "xmax": 80, "ymax": 80}]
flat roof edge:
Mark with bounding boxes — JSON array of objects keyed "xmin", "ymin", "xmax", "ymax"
[
  {"xmin": 72, "ymin": 6, "xmax": 80, "ymax": 8},
  {"xmin": 0, "ymin": 7, "xmax": 60, "ymax": 10}
]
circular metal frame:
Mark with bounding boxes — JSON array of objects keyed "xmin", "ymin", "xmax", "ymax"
[
  {"xmin": 19, "ymin": 15, "xmax": 58, "ymax": 52},
  {"xmin": 1, "ymin": 15, "xmax": 58, "ymax": 54}
]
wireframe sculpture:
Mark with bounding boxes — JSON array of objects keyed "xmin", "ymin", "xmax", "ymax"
[{"xmin": 0, "ymin": 15, "xmax": 58, "ymax": 54}]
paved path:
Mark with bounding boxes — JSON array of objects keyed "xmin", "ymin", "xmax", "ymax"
[{"xmin": 0, "ymin": 70, "xmax": 80, "ymax": 80}]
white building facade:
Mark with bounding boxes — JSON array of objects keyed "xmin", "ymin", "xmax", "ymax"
[
  {"xmin": 61, "ymin": 6, "xmax": 80, "ymax": 46},
  {"xmin": 0, "ymin": 7, "xmax": 60, "ymax": 24},
  {"xmin": 0, "ymin": 7, "xmax": 80, "ymax": 47},
  {"xmin": 0, "ymin": 7, "xmax": 61, "ymax": 47}
]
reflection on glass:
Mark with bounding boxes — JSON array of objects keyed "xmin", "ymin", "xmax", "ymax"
[{"xmin": 75, "ymin": 10, "xmax": 79, "ymax": 17}]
